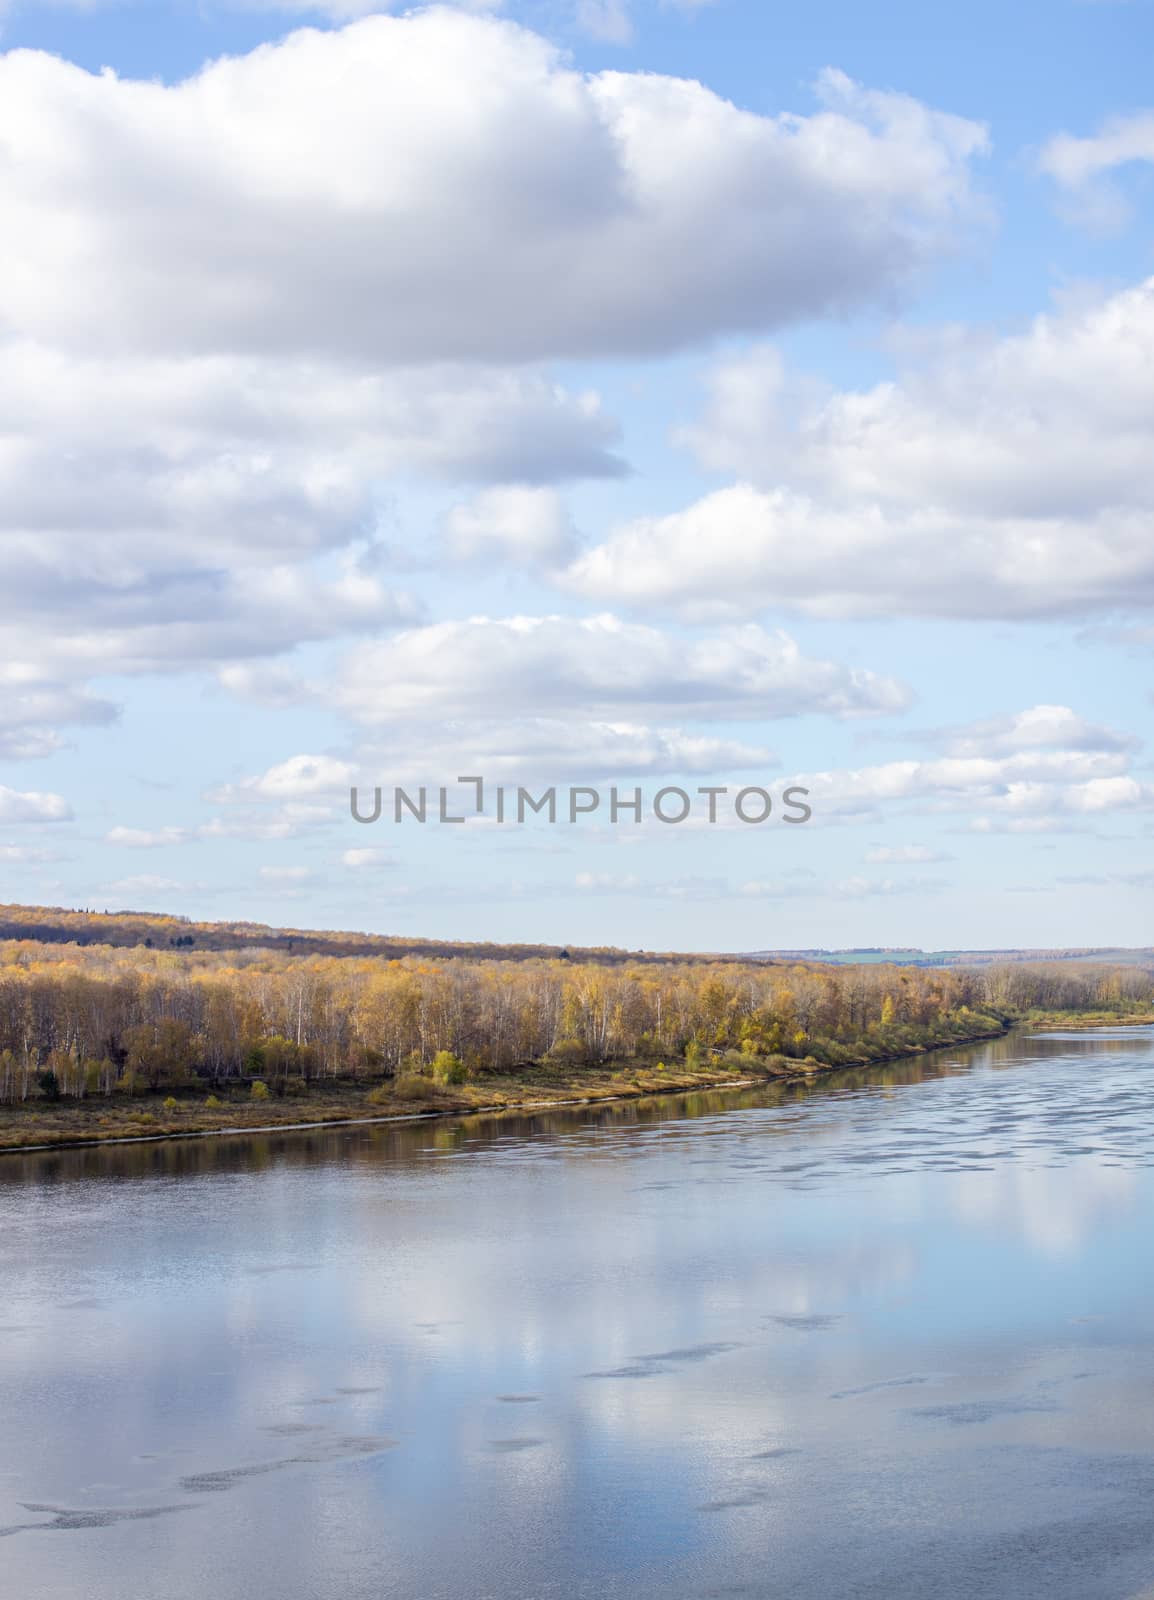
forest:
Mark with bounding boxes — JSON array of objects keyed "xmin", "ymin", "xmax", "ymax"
[
  {"xmin": 0, "ymin": 911, "xmax": 1151, "ymax": 1106},
  {"xmin": 0, "ymin": 902, "xmax": 717, "ymax": 965}
]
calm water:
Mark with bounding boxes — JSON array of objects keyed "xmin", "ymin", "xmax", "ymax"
[{"xmin": 3, "ymin": 1029, "xmax": 1154, "ymax": 1600}]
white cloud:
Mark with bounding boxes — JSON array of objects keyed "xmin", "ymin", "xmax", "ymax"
[
  {"xmin": 442, "ymin": 485, "xmax": 578, "ymax": 567},
  {"xmin": 0, "ymin": 349, "xmax": 485, "ymax": 745},
  {"xmin": 0, "ymin": 676, "xmax": 116, "ymax": 759},
  {"xmin": 0, "ymin": 22, "xmax": 986, "ymax": 363},
  {"xmin": 690, "ymin": 703, "xmax": 1154, "ymax": 835},
  {"xmin": 568, "ymin": 279, "xmax": 1154, "ymax": 620},
  {"xmin": 929, "ymin": 705, "xmax": 1139, "ymax": 759},
  {"xmin": 209, "ymin": 615, "xmax": 910, "ymax": 793},
  {"xmin": 359, "ymin": 720, "xmax": 777, "ymax": 782},
  {"xmin": 0, "ymin": 345, "xmax": 616, "ymax": 708},
  {"xmin": 0, "ymin": 16, "xmax": 991, "ymax": 751},
  {"xmin": 0, "ymin": 786, "xmax": 71, "ymax": 823},
  {"xmin": 790, "ymin": 753, "xmax": 1152, "ymax": 831},
  {"xmin": 964, "ymin": 816, "xmax": 1080, "ymax": 836},
  {"xmin": 341, "ymin": 847, "xmax": 394, "ymax": 868},
  {"xmin": 1040, "ymin": 111, "xmax": 1154, "ymax": 185},
  {"xmin": 208, "ymin": 755, "xmax": 357, "ymax": 804},
  {"xmin": 105, "ymin": 827, "xmax": 192, "ymax": 848},
  {"xmin": 803, "ymin": 759, "xmax": 1144, "ymax": 808},
  {"xmin": 198, "ymin": 804, "xmax": 336, "ymax": 840},
  {"xmin": 258, "ymin": 864, "xmax": 315, "ymax": 881},
  {"xmin": 335, "ymin": 615, "xmax": 910, "ymax": 723},
  {"xmin": 0, "ymin": 346, "xmax": 623, "ymax": 566},
  {"xmin": 864, "ymin": 844, "xmax": 952, "ymax": 864},
  {"xmin": 232, "ymin": 724, "xmax": 777, "ymax": 796},
  {"xmin": 0, "ymin": 844, "xmax": 68, "ymax": 863},
  {"xmin": 574, "ymin": 0, "xmax": 634, "ymax": 42},
  {"xmin": 825, "ymin": 874, "xmax": 950, "ymax": 899},
  {"xmin": 1039, "ymin": 110, "xmax": 1154, "ymax": 231}
]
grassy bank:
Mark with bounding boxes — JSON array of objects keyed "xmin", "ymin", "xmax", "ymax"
[
  {"xmin": 0, "ymin": 1017, "xmax": 1012, "ymax": 1154},
  {"xmin": 1024, "ymin": 1009, "xmax": 1154, "ymax": 1030}
]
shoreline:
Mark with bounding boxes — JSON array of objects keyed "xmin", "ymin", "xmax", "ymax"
[
  {"xmin": 0, "ymin": 1023, "xmax": 1017, "ymax": 1157},
  {"xmin": 5, "ymin": 1013, "xmax": 1151, "ymax": 1158}
]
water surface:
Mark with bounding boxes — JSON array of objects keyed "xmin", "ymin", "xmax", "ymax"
[{"xmin": 3, "ymin": 1028, "xmax": 1154, "ymax": 1599}]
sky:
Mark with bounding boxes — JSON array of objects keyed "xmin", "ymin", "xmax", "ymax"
[{"xmin": 0, "ymin": 0, "xmax": 1153, "ymax": 951}]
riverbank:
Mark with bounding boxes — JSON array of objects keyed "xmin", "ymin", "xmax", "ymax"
[
  {"xmin": 0, "ymin": 1020, "xmax": 1018, "ymax": 1154},
  {"xmin": 1025, "ymin": 1009, "xmax": 1154, "ymax": 1030}
]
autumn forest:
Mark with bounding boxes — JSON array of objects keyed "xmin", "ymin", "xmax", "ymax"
[{"xmin": 1, "ymin": 904, "xmax": 1151, "ymax": 1112}]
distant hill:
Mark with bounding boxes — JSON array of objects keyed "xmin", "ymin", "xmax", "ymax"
[
  {"xmin": 744, "ymin": 947, "xmax": 1154, "ymax": 969},
  {"xmin": 0, "ymin": 902, "xmax": 740, "ymax": 967},
  {"xmin": 1, "ymin": 905, "xmax": 1148, "ymax": 974}
]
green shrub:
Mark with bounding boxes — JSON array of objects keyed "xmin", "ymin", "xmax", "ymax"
[
  {"xmin": 430, "ymin": 1050, "xmax": 467, "ymax": 1087},
  {"xmin": 205, "ymin": 1095, "xmax": 223, "ymax": 1108},
  {"xmin": 250, "ymin": 1079, "xmax": 271, "ymax": 1101}
]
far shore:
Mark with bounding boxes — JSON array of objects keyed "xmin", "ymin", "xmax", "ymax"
[
  {"xmin": 1024, "ymin": 1011, "xmax": 1154, "ymax": 1031},
  {"xmin": 2, "ymin": 1013, "xmax": 1149, "ymax": 1158},
  {"xmin": 0, "ymin": 1028, "xmax": 1009, "ymax": 1155}
]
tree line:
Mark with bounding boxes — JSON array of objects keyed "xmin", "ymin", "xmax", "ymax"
[
  {"xmin": 0, "ymin": 902, "xmax": 741, "ymax": 966},
  {"xmin": 0, "ymin": 933, "xmax": 1150, "ymax": 1104}
]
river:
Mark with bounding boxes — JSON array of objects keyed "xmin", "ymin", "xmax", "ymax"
[{"xmin": 2, "ymin": 1027, "xmax": 1153, "ymax": 1599}]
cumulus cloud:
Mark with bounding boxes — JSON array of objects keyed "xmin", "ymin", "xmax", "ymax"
[
  {"xmin": 0, "ymin": 786, "xmax": 71, "ymax": 823},
  {"xmin": 0, "ymin": 345, "xmax": 616, "ymax": 718},
  {"xmin": 926, "ymin": 705, "xmax": 1139, "ymax": 759},
  {"xmin": 0, "ymin": 844, "xmax": 68, "ymax": 863},
  {"xmin": 0, "ymin": 21, "xmax": 986, "ymax": 362},
  {"xmin": 207, "ymin": 754, "xmax": 357, "ymax": 804},
  {"xmin": 1039, "ymin": 110, "xmax": 1154, "ymax": 231},
  {"xmin": 864, "ymin": 844, "xmax": 952, "ymax": 864},
  {"xmin": 341, "ymin": 847, "xmax": 394, "ymax": 868},
  {"xmin": 2, "ymin": 569, "xmax": 420, "ymax": 693},
  {"xmin": 208, "ymin": 615, "xmax": 910, "ymax": 796},
  {"xmin": 107, "ymin": 809, "xmax": 341, "ymax": 846},
  {"xmin": 796, "ymin": 759, "xmax": 1147, "ymax": 821},
  {"xmin": 105, "ymin": 827, "xmax": 192, "ymax": 849},
  {"xmin": 0, "ymin": 14, "xmax": 993, "ymax": 751},
  {"xmin": 573, "ymin": 0, "xmax": 633, "ymax": 41},
  {"xmin": 335, "ymin": 615, "xmax": 910, "ymax": 723},
  {"xmin": 0, "ymin": 346, "xmax": 623, "ymax": 561},
  {"xmin": 567, "ymin": 279, "xmax": 1154, "ymax": 620},
  {"xmin": 198, "ymin": 804, "xmax": 336, "ymax": 840},
  {"xmin": 0, "ymin": 351, "xmax": 616, "ymax": 740},
  {"xmin": 442, "ymin": 486, "xmax": 579, "ymax": 567},
  {"xmin": 231, "ymin": 723, "xmax": 777, "ymax": 794},
  {"xmin": 0, "ymin": 678, "xmax": 117, "ymax": 759},
  {"xmin": 368, "ymin": 720, "xmax": 778, "ymax": 781},
  {"xmin": 785, "ymin": 703, "xmax": 1154, "ymax": 832}
]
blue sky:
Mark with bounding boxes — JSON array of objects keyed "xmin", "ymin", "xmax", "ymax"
[{"xmin": 0, "ymin": 0, "xmax": 1152, "ymax": 949}]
